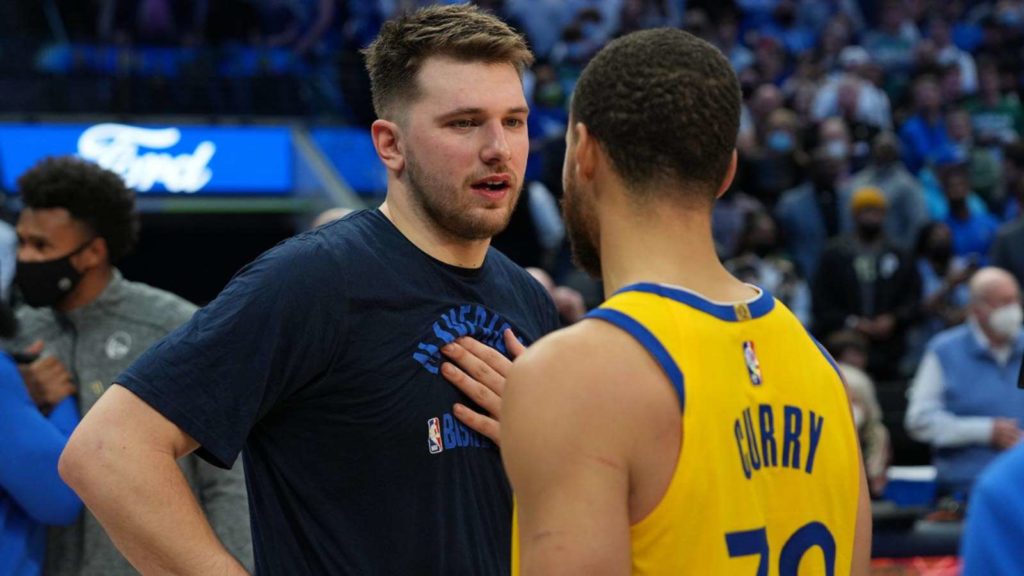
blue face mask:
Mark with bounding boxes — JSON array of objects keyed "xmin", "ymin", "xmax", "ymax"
[{"xmin": 766, "ymin": 130, "xmax": 795, "ymax": 153}]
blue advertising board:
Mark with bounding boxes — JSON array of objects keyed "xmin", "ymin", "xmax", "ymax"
[
  {"xmin": 310, "ymin": 127, "xmax": 386, "ymax": 197},
  {"xmin": 0, "ymin": 123, "xmax": 293, "ymax": 195}
]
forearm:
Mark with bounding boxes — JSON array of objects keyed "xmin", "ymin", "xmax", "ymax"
[{"xmin": 61, "ymin": 438, "xmax": 247, "ymax": 575}]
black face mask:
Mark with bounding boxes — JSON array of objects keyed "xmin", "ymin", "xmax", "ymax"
[
  {"xmin": 857, "ymin": 222, "xmax": 884, "ymax": 242},
  {"xmin": 750, "ymin": 241, "xmax": 775, "ymax": 258},
  {"xmin": 15, "ymin": 240, "xmax": 93, "ymax": 308},
  {"xmin": 929, "ymin": 242, "xmax": 953, "ymax": 262}
]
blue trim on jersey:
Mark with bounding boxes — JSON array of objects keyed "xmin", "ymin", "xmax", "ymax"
[
  {"xmin": 586, "ymin": 308, "xmax": 685, "ymax": 411},
  {"xmin": 614, "ymin": 282, "xmax": 775, "ymax": 322},
  {"xmin": 808, "ymin": 332, "xmax": 847, "ymax": 385}
]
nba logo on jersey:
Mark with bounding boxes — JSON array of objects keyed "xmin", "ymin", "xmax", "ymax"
[
  {"xmin": 427, "ymin": 417, "xmax": 444, "ymax": 454},
  {"xmin": 743, "ymin": 341, "xmax": 763, "ymax": 386}
]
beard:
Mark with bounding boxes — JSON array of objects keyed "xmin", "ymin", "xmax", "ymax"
[
  {"xmin": 562, "ymin": 166, "xmax": 603, "ymax": 278},
  {"xmin": 405, "ymin": 149, "xmax": 519, "ymax": 241}
]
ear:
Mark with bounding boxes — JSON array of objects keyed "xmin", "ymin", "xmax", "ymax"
[
  {"xmin": 74, "ymin": 237, "xmax": 109, "ymax": 271},
  {"xmin": 371, "ymin": 119, "xmax": 405, "ymax": 174},
  {"xmin": 716, "ymin": 149, "xmax": 739, "ymax": 199},
  {"xmin": 573, "ymin": 122, "xmax": 599, "ymax": 185}
]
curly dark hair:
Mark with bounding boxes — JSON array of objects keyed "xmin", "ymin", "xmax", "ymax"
[
  {"xmin": 571, "ymin": 28, "xmax": 741, "ymax": 202},
  {"xmin": 17, "ymin": 156, "xmax": 139, "ymax": 263}
]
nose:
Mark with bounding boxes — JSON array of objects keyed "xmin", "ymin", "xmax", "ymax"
[{"xmin": 480, "ymin": 121, "xmax": 512, "ymax": 165}]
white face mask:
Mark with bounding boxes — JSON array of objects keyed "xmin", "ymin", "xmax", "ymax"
[{"xmin": 988, "ymin": 303, "xmax": 1024, "ymax": 341}]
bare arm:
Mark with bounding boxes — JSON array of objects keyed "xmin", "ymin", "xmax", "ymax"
[
  {"xmin": 59, "ymin": 384, "xmax": 248, "ymax": 576},
  {"xmin": 502, "ymin": 327, "xmax": 635, "ymax": 575}
]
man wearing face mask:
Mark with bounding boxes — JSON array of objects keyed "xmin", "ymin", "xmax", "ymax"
[
  {"xmin": 848, "ymin": 131, "xmax": 929, "ymax": 251},
  {"xmin": 905, "ymin": 267, "xmax": 1024, "ymax": 499},
  {"xmin": 3, "ymin": 156, "xmax": 253, "ymax": 576},
  {"xmin": 812, "ymin": 187, "xmax": 922, "ymax": 380},
  {"xmin": 774, "ymin": 143, "xmax": 854, "ymax": 279}
]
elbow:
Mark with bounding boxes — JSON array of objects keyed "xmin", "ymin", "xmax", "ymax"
[
  {"xmin": 58, "ymin": 433, "xmax": 86, "ymax": 493},
  {"xmin": 58, "ymin": 427, "xmax": 107, "ymax": 503}
]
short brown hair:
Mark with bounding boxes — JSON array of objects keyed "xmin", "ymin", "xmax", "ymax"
[
  {"xmin": 362, "ymin": 4, "xmax": 534, "ymax": 119},
  {"xmin": 571, "ymin": 28, "xmax": 740, "ymax": 201}
]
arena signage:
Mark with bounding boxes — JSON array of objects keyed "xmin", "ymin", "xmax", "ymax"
[{"xmin": 0, "ymin": 123, "xmax": 293, "ymax": 194}]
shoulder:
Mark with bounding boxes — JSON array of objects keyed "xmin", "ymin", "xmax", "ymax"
[
  {"xmin": 506, "ymin": 318, "xmax": 676, "ymax": 429},
  {"xmin": 929, "ymin": 324, "xmax": 972, "ymax": 351},
  {"xmin": 12, "ymin": 305, "xmax": 57, "ymax": 339},
  {"xmin": 116, "ymin": 278, "xmax": 198, "ymax": 322}
]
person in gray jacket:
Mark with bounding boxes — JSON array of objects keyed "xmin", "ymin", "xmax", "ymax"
[{"xmin": 4, "ymin": 156, "xmax": 252, "ymax": 575}]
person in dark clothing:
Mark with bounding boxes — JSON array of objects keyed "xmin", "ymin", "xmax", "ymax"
[{"xmin": 813, "ymin": 186, "xmax": 922, "ymax": 380}]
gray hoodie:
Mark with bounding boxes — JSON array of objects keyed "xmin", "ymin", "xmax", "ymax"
[{"xmin": 6, "ymin": 270, "xmax": 253, "ymax": 575}]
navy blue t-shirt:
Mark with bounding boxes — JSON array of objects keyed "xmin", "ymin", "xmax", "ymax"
[{"xmin": 117, "ymin": 210, "xmax": 560, "ymax": 575}]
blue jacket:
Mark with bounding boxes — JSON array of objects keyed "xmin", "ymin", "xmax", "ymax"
[{"xmin": 0, "ymin": 353, "xmax": 81, "ymax": 576}]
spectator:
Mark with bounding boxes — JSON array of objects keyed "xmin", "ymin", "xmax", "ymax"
[
  {"xmin": 714, "ymin": 11, "xmax": 754, "ymax": 73},
  {"xmin": 928, "ymin": 15, "xmax": 979, "ymax": 95},
  {"xmin": 961, "ymin": 441, "xmax": 1024, "ymax": 576},
  {"xmin": 899, "ymin": 75, "xmax": 955, "ymax": 174},
  {"xmin": 941, "ymin": 160, "xmax": 1000, "ymax": 263},
  {"xmin": 905, "ymin": 267, "xmax": 1024, "ymax": 498},
  {"xmin": 0, "ymin": 299, "xmax": 81, "ymax": 576},
  {"xmin": 811, "ymin": 46, "xmax": 893, "ymax": 131},
  {"xmin": 996, "ymin": 140, "xmax": 1024, "ymax": 220},
  {"xmin": 725, "ymin": 210, "xmax": 811, "ymax": 325},
  {"xmin": 847, "ymin": 131, "xmax": 929, "ymax": 250},
  {"xmin": 991, "ymin": 218, "xmax": 1024, "ymax": 293},
  {"xmin": 947, "ymin": 107, "xmax": 1003, "ymax": 210},
  {"xmin": 812, "ymin": 186, "xmax": 921, "ymax": 380},
  {"xmin": 739, "ymin": 107, "xmax": 806, "ymax": 207},
  {"xmin": 904, "ymin": 221, "xmax": 975, "ymax": 372},
  {"xmin": 965, "ymin": 60, "xmax": 1024, "ymax": 148},
  {"xmin": 712, "ymin": 188, "xmax": 765, "ymax": 260},
  {"xmin": 826, "ymin": 330, "xmax": 891, "ymax": 497},
  {"xmin": 4, "ymin": 157, "xmax": 252, "ymax": 575},
  {"xmin": 861, "ymin": 0, "xmax": 919, "ymax": 76},
  {"xmin": 525, "ymin": 267, "xmax": 585, "ymax": 326},
  {"xmin": 775, "ymin": 144, "xmax": 853, "ymax": 278}
]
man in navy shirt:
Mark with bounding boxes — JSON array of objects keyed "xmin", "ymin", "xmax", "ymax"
[{"xmin": 58, "ymin": 5, "xmax": 559, "ymax": 575}]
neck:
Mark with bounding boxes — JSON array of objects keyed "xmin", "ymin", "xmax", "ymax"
[
  {"xmin": 57, "ymin": 266, "xmax": 113, "ymax": 313},
  {"xmin": 597, "ymin": 191, "xmax": 755, "ymax": 302},
  {"xmin": 380, "ymin": 185, "xmax": 491, "ymax": 269}
]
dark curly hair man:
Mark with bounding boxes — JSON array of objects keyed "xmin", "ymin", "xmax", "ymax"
[{"xmin": 9, "ymin": 154, "xmax": 253, "ymax": 574}]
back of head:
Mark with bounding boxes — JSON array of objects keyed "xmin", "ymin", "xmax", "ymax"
[
  {"xmin": 18, "ymin": 156, "xmax": 139, "ymax": 263},
  {"xmin": 362, "ymin": 4, "xmax": 534, "ymax": 121},
  {"xmin": 571, "ymin": 28, "xmax": 741, "ymax": 204}
]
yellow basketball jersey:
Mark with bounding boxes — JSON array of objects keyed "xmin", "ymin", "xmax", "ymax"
[{"xmin": 512, "ymin": 282, "xmax": 860, "ymax": 576}]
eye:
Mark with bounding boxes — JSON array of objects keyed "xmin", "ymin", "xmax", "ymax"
[
  {"xmin": 504, "ymin": 118, "xmax": 526, "ymax": 128},
  {"xmin": 450, "ymin": 119, "xmax": 478, "ymax": 129}
]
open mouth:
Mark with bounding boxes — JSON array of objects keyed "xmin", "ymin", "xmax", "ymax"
[{"xmin": 470, "ymin": 175, "xmax": 512, "ymax": 193}]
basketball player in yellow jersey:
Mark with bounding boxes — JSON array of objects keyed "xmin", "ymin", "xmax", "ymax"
[{"xmin": 500, "ymin": 29, "xmax": 871, "ymax": 575}]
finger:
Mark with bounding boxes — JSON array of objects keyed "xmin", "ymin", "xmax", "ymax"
[
  {"xmin": 441, "ymin": 361, "xmax": 501, "ymax": 417},
  {"xmin": 24, "ymin": 340, "xmax": 44, "ymax": 356},
  {"xmin": 503, "ymin": 329, "xmax": 527, "ymax": 359},
  {"xmin": 453, "ymin": 403, "xmax": 500, "ymax": 447},
  {"xmin": 442, "ymin": 340, "xmax": 506, "ymax": 387}
]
